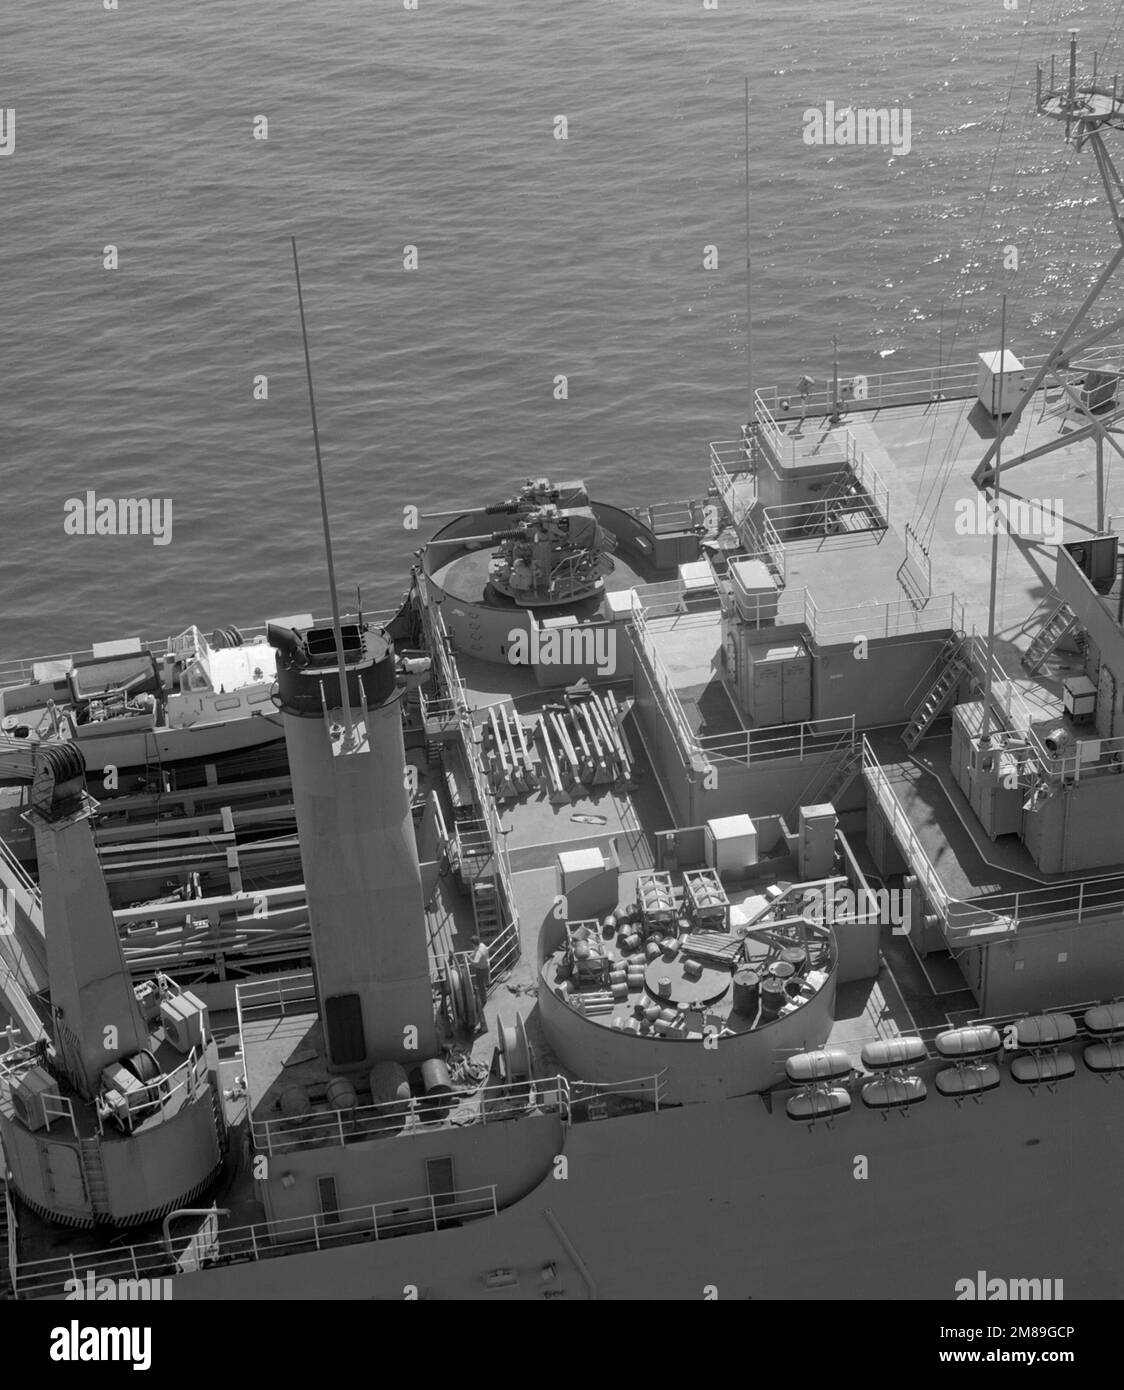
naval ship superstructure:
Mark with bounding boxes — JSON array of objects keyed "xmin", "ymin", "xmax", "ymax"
[{"xmin": 1, "ymin": 39, "xmax": 1123, "ymax": 1300}]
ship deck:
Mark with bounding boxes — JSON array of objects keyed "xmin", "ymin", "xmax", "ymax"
[{"xmin": 866, "ymin": 727, "xmax": 1124, "ymax": 896}]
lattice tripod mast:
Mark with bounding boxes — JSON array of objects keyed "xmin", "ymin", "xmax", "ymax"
[{"xmin": 973, "ymin": 31, "xmax": 1124, "ymax": 523}]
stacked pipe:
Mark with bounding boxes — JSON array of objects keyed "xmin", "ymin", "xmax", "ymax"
[
  {"xmin": 534, "ymin": 684, "xmax": 635, "ymax": 801},
  {"xmin": 480, "ymin": 702, "xmax": 539, "ymax": 801}
]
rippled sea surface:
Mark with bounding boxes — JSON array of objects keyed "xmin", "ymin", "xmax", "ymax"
[{"xmin": 2, "ymin": 0, "xmax": 1120, "ymax": 652}]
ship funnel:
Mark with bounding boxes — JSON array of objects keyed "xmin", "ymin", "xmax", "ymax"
[
  {"xmin": 25, "ymin": 743, "xmax": 148, "ymax": 1099},
  {"xmin": 269, "ymin": 618, "xmax": 436, "ymax": 1068}
]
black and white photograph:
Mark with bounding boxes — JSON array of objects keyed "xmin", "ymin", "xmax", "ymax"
[{"xmin": 0, "ymin": 0, "xmax": 1120, "ymax": 1347}]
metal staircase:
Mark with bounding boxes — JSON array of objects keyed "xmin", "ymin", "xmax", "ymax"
[
  {"xmin": 457, "ymin": 822, "xmax": 502, "ymax": 944},
  {"xmin": 1021, "ymin": 601, "xmax": 1079, "ymax": 675},
  {"xmin": 802, "ymin": 469, "xmax": 857, "ymax": 536},
  {"xmin": 78, "ymin": 1138, "xmax": 110, "ymax": 1221},
  {"xmin": 903, "ymin": 639, "xmax": 968, "ymax": 750},
  {"xmin": 792, "ymin": 742, "xmax": 862, "ymax": 816}
]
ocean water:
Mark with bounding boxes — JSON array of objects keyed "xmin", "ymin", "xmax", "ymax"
[{"xmin": 1, "ymin": 0, "xmax": 1118, "ymax": 654}]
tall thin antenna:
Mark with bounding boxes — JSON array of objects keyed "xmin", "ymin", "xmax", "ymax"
[
  {"xmin": 291, "ymin": 235, "xmax": 356, "ymax": 749},
  {"xmin": 980, "ymin": 294, "xmax": 1007, "ymax": 750},
  {"xmin": 745, "ymin": 76, "xmax": 755, "ymax": 430}
]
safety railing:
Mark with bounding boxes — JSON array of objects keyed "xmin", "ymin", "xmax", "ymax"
[
  {"xmin": 10, "ymin": 1185, "xmax": 500, "ymax": 1300},
  {"xmin": 864, "ymin": 737, "xmax": 1124, "ymax": 934},
  {"xmin": 754, "ymin": 342, "xmax": 1124, "ymax": 419},
  {"xmin": 699, "ymin": 715, "xmax": 856, "ymax": 766},
  {"xmin": 0, "ymin": 611, "xmax": 397, "ymax": 690},
  {"xmin": 251, "ymin": 1073, "xmax": 569, "ymax": 1157},
  {"xmin": 567, "ymin": 1073, "xmax": 663, "ymax": 1117},
  {"xmin": 967, "ymin": 875, "xmax": 1124, "ymax": 931},
  {"xmin": 415, "ymin": 574, "xmax": 521, "ymax": 986},
  {"xmin": 862, "ymin": 736, "xmax": 951, "ymax": 915},
  {"xmin": 235, "ymin": 972, "xmax": 317, "ymax": 1023},
  {"xmin": 0, "ymin": 838, "xmax": 42, "ymax": 921},
  {"xmin": 629, "ymin": 610, "xmax": 698, "ymax": 769},
  {"xmin": 758, "ymin": 511, "xmax": 787, "ymax": 581},
  {"xmin": 862, "ymin": 739, "xmax": 1019, "ymax": 940},
  {"xmin": 844, "ymin": 430, "xmax": 891, "ymax": 524},
  {"xmin": 807, "ymin": 591, "xmax": 963, "ymax": 646},
  {"xmin": 964, "ymin": 633, "xmax": 1124, "ymax": 781}
]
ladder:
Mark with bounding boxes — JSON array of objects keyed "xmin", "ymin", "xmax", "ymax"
[
  {"xmin": 818, "ymin": 744, "xmax": 863, "ymax": 804},
  {"xmin": 1021, "ymin": 601, "xmax": 1078, "ymax": 675},
  {"xmin": 803, "ymin": 470, "xmax": 856, "ymax": 536},
  {"xmin": 792, "ymin": 742, "xmax": 862, "ymax": 817},
  {"xmin": 458, "ymin": 823, "xmax": 501, "ymax": 944},
  {"xmin": 471, "ymin": 878, "xmax": 501, "ymax": 943},
  {"xmin": 78, "ymin": 1138, "xmax": 110, "ymax": 1220},
  {"xmin": 903, "ymin": 641, "xmax": 968, "ymax": 750}
]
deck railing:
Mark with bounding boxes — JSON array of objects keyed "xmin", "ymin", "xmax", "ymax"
[
  {"xmin": 629, "ymin": 609, "xmax": 699, "ymax": 769},
  {"xmin": 754, "ymin": 342, "xmax": 1124, "ymax": 419},
  {"xmin": 964, "ymin": 633, "xmax": 1124, "ymax": 781},
  {"xmin": 860, "ymin": 738, "xmax": 1124, "ymax": 934},
  {"xmin": 709, "ymin": 443, "xmax": 756, "ymax": 529},
  {"xmin": 11, "ymin": 1185, "xmax": 500, "ymax": 1300},
  {"xmin": 235, "ymin": 971, "xmax": 317, "ymax": 1022},
  {"xmin": 417, "ymin": 574, "xmax": 521, "ymax": 985},
  {"xmin": 250, "ymin": 1075, "xmax": 568, "ymax": 1157},
  {"xmin": 699, "ymin": 715, "xmax": 857, "ymax": 766},
  {"xmin": 0, "ymin": 611, "xmax": 398, "ymax": 690},
  {"xmin": 807, "ymin": 592, "xmax": 963, "ymax": 646}
]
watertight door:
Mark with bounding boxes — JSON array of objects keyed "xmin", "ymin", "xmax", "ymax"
[{"xmin": 40, "ymin": 1142, "xmax": 87, "ymax": 1210}]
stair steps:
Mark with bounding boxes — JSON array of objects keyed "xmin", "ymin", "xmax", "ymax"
[
  {"xmin": 903, "ymin": 641, "xmax": 968, "ymax": 750},
  {"xmin": 1022, "ymin": 601, "xmax": 1079, "ymax": 675},
  {"xmin": 78, "ymin": 1138, "xmax": 110, "ymax": 1219}
]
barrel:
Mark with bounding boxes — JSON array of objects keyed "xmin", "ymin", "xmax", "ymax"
[
  {"xmin": 326, "ymin": 1076, "xmax": 357, "ymax": 1112},
  {"xmin": 731, "ymin": 968, "xmax": 760, "ymax": 1016},
  {"xmin": 768, "ymin": 960, "xmax": 795, "ymax": 981},
  {"xmin": 759, "ymin": 977, "xmax": 787, "ymax": 1021},
  {"xmin": 421, "ymin": 1057, "xmax": 455, "ymax": 1117},
  {"xmin": 611, "ymin": 981, "xmax": 629, "ymax": 1001},
  {"xmin": 279, "ymin": 1084, "xmax": 310, "ymax": 1118},
  {"xmin": 645, "ymin": 941, "xmax": 661, "ymax": 961},
  {"xmin": 369, "ymin": 1061, "xmax": 410, "ymax": 1107},
  {"xmin": 779, "ymin": 945, "xmax": 808, "ymax": 976}
]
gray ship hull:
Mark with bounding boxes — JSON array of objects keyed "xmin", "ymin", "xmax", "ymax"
[{"xmin": 165, "ymin": 1072, "xmax": 1121, "ymax": 1300}]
